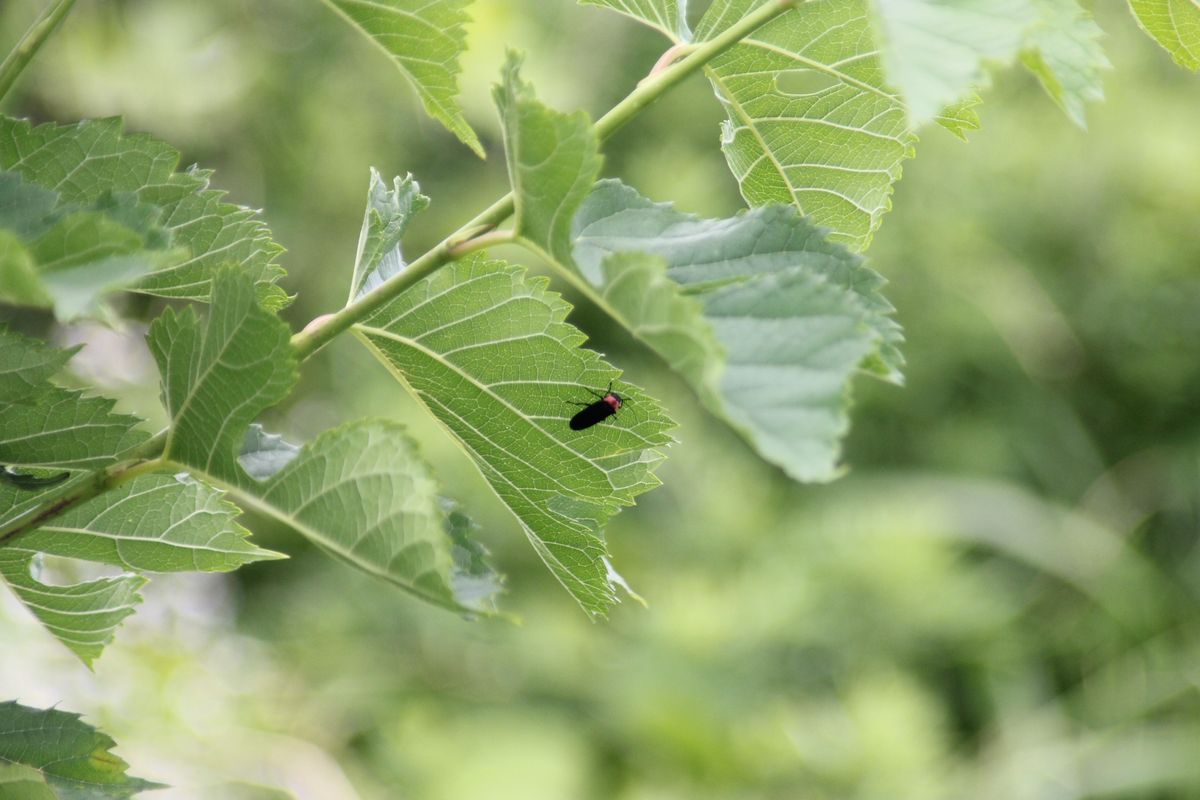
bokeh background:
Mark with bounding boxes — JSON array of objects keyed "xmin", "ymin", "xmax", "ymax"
[{"xmin": 2, "ymin": 1, "xmax": 1199, "ymax": 798}]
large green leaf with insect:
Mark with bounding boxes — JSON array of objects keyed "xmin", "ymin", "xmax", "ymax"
[
  {"xmin": 146, "ymin": 271, "xmax": 496, "ymax": 612},
  {"xmin": 0, "ymin": 117, "xmax": 288, "ymax": 311},
  {"xmin": 355, "ymin": 253, "xmax": 675, "ymax": 617},
  {"xmin": 322, "ymin": 0, "xmax": 484, "ymax": 157},
  {"xmin": 0, "ymin": 701, "xmax": 160, "ymax": 797},
  {"xmin": 489, "ymin": 53, "xmax": 899, "ymax": 482},
  {"xmin": 1127, "ymin": 0, "xmax": 1200, "ymax": 70},
  {"xmin": 573, "ymin": 181, "xmax": 899, "ymax": 482},
  {"xmin": 577, "ymin": 0, "xmax": 692, "ymax": 42},
  {"xmin": 0, "ymin": 328, "xmax": 148, "ymax": 471}
]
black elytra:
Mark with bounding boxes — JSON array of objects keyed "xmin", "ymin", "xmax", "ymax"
[{"xmin": 568, "ymin": 382, "xmax": 625, "ymax": 431}]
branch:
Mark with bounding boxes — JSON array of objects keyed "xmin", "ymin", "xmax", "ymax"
[
  {"xmin": 4, "ymin": 0, "xmax": 804, "ymax": 542},
  {"xmin": 290, "ymin": 0, "xmax": 802, "ymax": 359},
  {"xmin": 0, "ymin": 0, "xmax": 78, "ymax": 103},
  {"xmin": 0, "ymin": 434, "xmax": 167, "ymax": 546}
]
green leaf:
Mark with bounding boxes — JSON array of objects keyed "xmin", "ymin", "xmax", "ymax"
[
  {"xmin": 573, "ymin": 180, "xmax": 900, "ymax": 482},
  {"xmin": 0, "ymin": 171, "xmax": 182, "ymax": 320},
  {"xmin": 145, "ymin": 272, "xmax": 495, "ymax": 611},
  {"xmin": 15, "ymin": 474, "xmax": 282, "ymax": 573},
  {"xmin": 0, "ymin": 763, "xmax": 57, "ymax": 800},
  {"xmin": 0, "ymin": 701, "xmax": 161, "ymax": 797},
  {"xmin": 0, "ymin": 170, "xmax": 58, "ymax": 236},
  {"xmin": 0, "ymin": 117, "xmax": 289, "ymax": 309},
  {"xmin": 1022, "ymin": 0, "xmax": 1109, "ymax": 127},
  {"xmin": 356, "ymin": 253, "xmax": 675, "ymax": 616},
  {"xmin": 0, "ymin": 331, "xmax": 148, "ymax": 471},
  {"xmin": 0, "ymin": 548, "xmax": 145, "ymax": 666},
  {"xmin": 0, "ymin": 392, "xmax": 145, "ymax": 468},
  {"xmin": 236, "ymin": 420, "xmax": 500, "ymax": 613},
  {"xmin": 347, "ymin": 168, "xmax": 430, "ymax": 302},
  {"xmin": 238, "ymin": 424, "xmax": 300, "ymax": 481},
  {"xmin": 694, "ymin": 0, "xmax": 916, "ymax": 251},
  {"xmin": 937, "ymin": 94, "xmax": 983, "ymax": 141},
  {"xmin": 1128, "ymin": 0, "xmax": 1200, "ymax": 70},
  {"xmin": 0, "ymin": 229, "xmax": 51, "ymax": 308},
  {"xmin": 322, "ymin": 0, "xmax": 484, "ymax": 157},
  {"xmin": 578, "ymin": 0, "xmax": 692, "ymax": 41},
  {"xmin": 0, "ymin": 472, "xmax": 91, "ymax": 535},
  {"xmin": 441, "ymin": 497, "xmax": 503, "ymax": 610},
  {"xmin": 867, "ymin": 0, "xmax": 1038, "ymax": 126},
  {"xmin": 28, "ymin": 210, "xmax": 173, "ymax": 321},
  {"xmin": 594, "ymin": 252, "xmax": 725, "ymax": 393},
  {"xmin": 148, "ymin": 268, "xmax": 298, "ymax": 483},
  {"xmin": 494, "ymin": 53, "xmax": 603, "ymax": 267},
  {"xmin": 0, "ymin": 325, "xmax": 72, "ymax": 403}
]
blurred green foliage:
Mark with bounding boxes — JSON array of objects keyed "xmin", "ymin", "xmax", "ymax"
[{"xmin": 1, "ymin": 1, "xmax": 1199, "ymax": 798}]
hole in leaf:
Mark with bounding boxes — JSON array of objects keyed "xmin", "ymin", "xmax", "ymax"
[
  {"xmin": 775, "ymin": 70, "xmax": 841, "ymax": 96},
  {"xmin": 33, "ymin": 553, "xmax": 125, "ymax": 585}
]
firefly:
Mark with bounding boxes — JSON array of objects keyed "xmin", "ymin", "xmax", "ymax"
[{"xmin": 568, "ymin": 382, "xmax": 625, "ymax": 431}]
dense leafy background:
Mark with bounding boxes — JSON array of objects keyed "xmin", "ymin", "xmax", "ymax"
[{"xmin": 2, "ymin": 0, "xmax": 1200, "ymax": 798}]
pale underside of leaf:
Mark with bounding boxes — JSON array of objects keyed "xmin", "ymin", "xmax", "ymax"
[
  {"xmin": 323, "ymin": 0, "xmax": 484, "ymax": 156},
  {"xmin": 572, "ymin": 180, "xmax": 893, "ymax": 481},
  {"xmin": 356, "ymin": 254, "xmax": 674, "ymax": 616},
  {"xmin": 700, "ymin": 267, "xmax": 881, "ymax": 481},
  {"xmin": 596, "ymin": 252, "xmax": 725, "ymax": 394},
  {"xmin": 1127, "ymin": 0, "xmax": 1200, "ymax": 70},
  {"xmin": 1022, "ymin": 0, "xmax": 1109, "ymax": 127},
  {"xmin": 573, "ymin": 180, "xmax": 902, "ymax": 377},
  {"xmin": 868, "ymin": 0, "xmax": 1039, "ymax": 126},
  {"xmin": 348, "ymin": 168, "xmax": 430, "ymax": 302},
  {"xmin": 0, "ymin": 170, "xmax": 186, "ymax": 321},
  {"xmin": 577, "ymin": 0, "xmax": 692, "ymax": 42}
]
